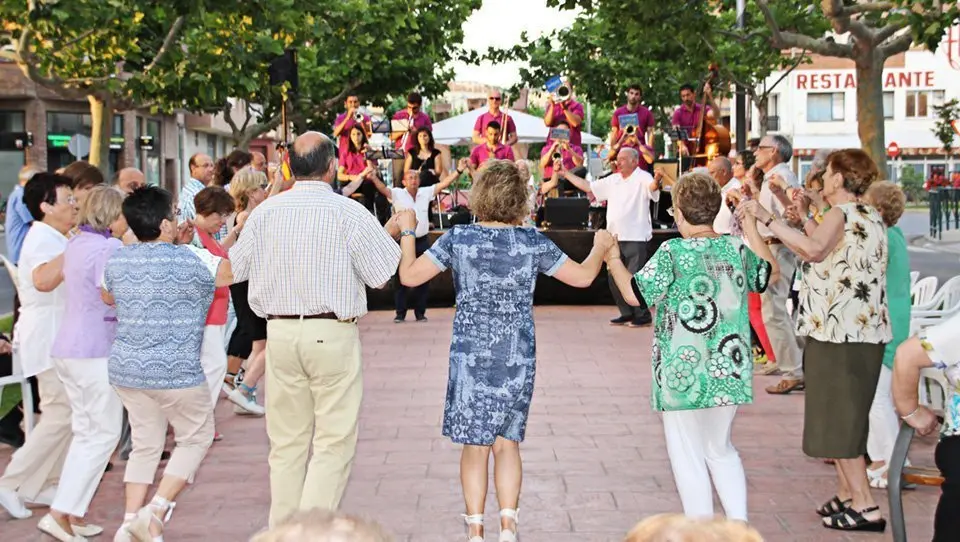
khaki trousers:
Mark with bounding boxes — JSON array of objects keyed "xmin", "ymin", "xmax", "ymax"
[
  {"xmin": 761, "ymin": 244, "xmax": 803, "ymax": 380},
  {"xmin": 115, "ymin": 385, "xmax": 214, "ymax": 485},
  {"xmin": 265, "ymin": 318, "xmax": 363, "ymax": 526},
  {"xmin": 0, "ymin": 368, "xmax": 71, "ymax": 500}
]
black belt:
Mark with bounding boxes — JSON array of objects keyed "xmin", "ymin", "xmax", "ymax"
[{"xmin": 266, "ymin": 313, "xmax": 338, "ymax": 320}]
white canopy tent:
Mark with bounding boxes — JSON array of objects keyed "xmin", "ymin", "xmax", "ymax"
[{"xmin": 430, "ymin": 107, "xmax": 603, "ymax": 146}]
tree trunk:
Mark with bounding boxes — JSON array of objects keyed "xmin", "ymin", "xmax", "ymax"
[
  {"xmin": 234, "ymin": 132, "xmax": 252, "ymax": 151},
  {"xmin": 88, "ymin": 95, "xmax": 114, "ymax": 170},
  {"xmin": 855, "ymin": 56, "xmax": 888, "ymax": 178},
  {"xmin": 755, "ymin": 95, "xmax": 769, "ymax": 138}
]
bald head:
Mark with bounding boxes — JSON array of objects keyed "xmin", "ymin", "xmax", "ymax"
[
  {"xmin": 251, "ymin": 151, "xmax": 266, "ymax": 172},
  {"xmin": 707, "ymin": 157, "xmax": 733, "ymax": 186},
  {"xmin": 114, "ymin": 167, "xmax": 145, "ymax": 194},
  {"xmin": 288, "ymin": 132, "xmax": 337, "ymax": 182}
]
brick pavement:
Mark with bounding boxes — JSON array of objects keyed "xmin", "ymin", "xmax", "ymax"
[{"xmin": 0, "ymin": 306, "xmax": 941, "ymax": 541}]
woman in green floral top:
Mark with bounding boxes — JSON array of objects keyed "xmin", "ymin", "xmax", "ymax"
[{"xmin": 607, "ymin": 172, "xmax": 778, "ymax": 522}]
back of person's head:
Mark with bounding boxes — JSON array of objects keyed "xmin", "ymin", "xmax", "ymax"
[
  {"xmin": 122, "ymin": 186, "xmax": 173, "ymax": 242},
  {"xmin": 23, "ymin": 172, "xmax": 72, "ymax": 222},
  {"xmin": 625, "ymin": 514, "xmax": 763, "ymax": 542},
  {"xmin": 289, "ymin": 132, "xmax": 337, "ymax": 180},
  {"xmin": 470, "ymin": 160, "xmax": 528, "ymax": 225},
  {"xmin": 194, "ymin": 186, "xmax": 235, "ymax": 217},
  {"xmin": 78, "ymin": 185, "xmax": 125, "ymax": 232},
  {"xmin": 215, "ymin": 149, "xmax": 253, "ymax": 186},
  {"xmin": 826, "ymin": 148, "xmax": 879, "ymax": 196},
  {"xmin": 250, "ymin": 509, "xmax": 393, "ymax": 542},
  {"xmin": 673, "ymin": 171, "xmax": 722, "ymax": 226},
  {"xmin": 866, "ymin": 180, "xmax": 906, "ymax": 227},
  {"xmin": 61, "ymin": 160, "xmax": 105, "ymax": 191}
]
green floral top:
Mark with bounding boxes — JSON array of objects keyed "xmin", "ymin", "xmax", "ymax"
[{"xmin": 634, "ymin": 236, "xmax": 772, "ymax": 412}]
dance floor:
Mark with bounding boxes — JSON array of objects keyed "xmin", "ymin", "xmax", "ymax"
[{"xmin": 0, "ymin": 307, "xmax": 941, "ymax": 540}]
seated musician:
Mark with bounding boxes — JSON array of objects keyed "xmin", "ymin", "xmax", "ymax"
[
  {"xmin": 671, "ymin": 81, "xmax": 720, "ymax": 157},
  {"xmin": 538, "ymin": 123, "xmax": 584, "ymax": 197},
  {"xmin": 336, "ymin": 125, "xmax": 379, "ymax": 211},
  {"xmin": 467, "ymin": 121, "xmax": 515, "ymax": 177},
  {"xmin": 404, "ymin": 128, "xmax": 444, "ymax": 188}
]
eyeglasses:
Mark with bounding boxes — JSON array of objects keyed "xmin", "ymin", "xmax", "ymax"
[
  {"xmin": 757, "ymin": 145, "xmax": 775, "ymax": 151},
  {"xmin": 64, "ymin": 195, "xmax": 77, "ymax": 205},
  {"xmin": 488, "ymin": 96, "xmax": 502, "ymax": 101}
]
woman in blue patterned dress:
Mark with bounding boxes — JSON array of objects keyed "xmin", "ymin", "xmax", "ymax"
[{"xmin": 397, "ymin": 160, "xmax": 614, "ymax": 542}]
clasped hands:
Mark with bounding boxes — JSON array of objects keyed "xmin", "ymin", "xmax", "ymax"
[
  {"xmin": 385, "ymin": 209, "xmax": 418, "ymax": 239},
  {"xmin": 593, "ymin": 230, "xmax": 621, "ymax": 263}
]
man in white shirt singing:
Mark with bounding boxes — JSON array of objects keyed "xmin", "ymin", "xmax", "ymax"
[{"xmin": 562, "ymin": 148, "xmax": 660, "ymax": 326}]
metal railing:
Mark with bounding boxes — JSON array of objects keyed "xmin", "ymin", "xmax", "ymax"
[{"xmin": 929, "ymin": 188, "xmax": 960, "ymax": 239}]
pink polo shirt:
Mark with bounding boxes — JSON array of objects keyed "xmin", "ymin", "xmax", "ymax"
[
  {"xmin": 474, "ymin": 111, "xmax": 517, "ymax": 138},
  {"xmin": 341, "ymin": 150, "xmax": 368, "ymax": 176},
  {"xmin": 392, "ymin": 110, "xmax": 432, "ymax": 152},
  {"xmin": 334, "ymin": 112, "xmax": 370, "ymax": 154},
  {"xmin": 469, "ymin": 144, "xmax": 515, "ymax": 169},
  {"xmin": 546, "ymin": 100, "xmax": 585, "ymax": 147},
  {"xmin": 540, "ymin": 143, "xmax": 584, "ymax": 178}
]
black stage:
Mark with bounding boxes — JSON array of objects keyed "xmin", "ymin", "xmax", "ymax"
[{"xmin": 367, "ymin": 228, "xmax": 681, "ymax": 310}]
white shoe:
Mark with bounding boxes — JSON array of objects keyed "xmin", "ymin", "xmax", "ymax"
[
  {"xmin": 0, "ymin": 486, "xmax": 31, "ymax": 519},
  {"xmin": 113, "ymin": 514, "xmax": 136, "ymax": 542},
  {"xmin": 71, "ymin": 522, "xmax": 104, "ymax": 537},
  {"xmin": 37, "ymin": 513, "xmax": 89, "ymax": 541},
  {"xmin": 463, "ymin": 513, "xmax": 484, "ymax": 542},
  {"xmin": 25, "ymin": 485, "xmax": 58, "ymax": 506},
  {"xmin": 227, "ymin": 387, "xmax": 265, "ymax": 416},
  {"xmin": 499, "ymin": 508, "xmax": 519, "ymax": 542}
]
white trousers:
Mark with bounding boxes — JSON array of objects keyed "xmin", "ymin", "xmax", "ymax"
[
  {"xmin": 200, "ymin": 325, "xmax": 228, "ymax": 409},
  {"xmin": 867, "ymin": 365, "xmax": 899, "ymax": 464},
  {"xmin": 50, "ymin": 357, "xmax": 123, "ymax": 516},
  {"xmin": 662, "ymin": 405, "xmax": 747, "ymax": 521}
]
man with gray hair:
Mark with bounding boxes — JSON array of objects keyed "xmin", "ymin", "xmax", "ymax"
[
  {"xmin": 707, "ymin": 156, "xmax": 740, "ymax": 235},
  {"xmin": 754, "ymin": 134, "xmax": 804, "ymax": 394},
  {"xmin": 230, "ymin": 132, "xmax": 402, "ymax": 526},
  {"xmin": 112, "ymin": 167, "xmax": 146, "ymax": 195},
  {"xmin": 562, "ymin": 147, "xmax": 661, "ymax": 326}
]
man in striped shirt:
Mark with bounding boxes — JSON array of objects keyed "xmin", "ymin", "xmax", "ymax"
[
  {"xmin": 230, "ymin": 132, "xmax": 402, "ymax": 526},
  {"xmin": 178, "ymin": 153, "xmax": 229, "ymax": 241}
]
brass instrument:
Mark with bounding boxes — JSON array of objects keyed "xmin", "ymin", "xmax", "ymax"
[
  {"xmin": 500, "ymin": 108, "xmax": 509, "ymax": 145},
  {"xmin": 353, "ymin": 111, "xmax": 364, "ymax": 122},
  {"xmin": 556, "ymin": 82, "xmax": 572, "ymax": 102},
  {"xmin": 624, "ymin": 124, "xmax": 637, "ymax": 136},
  {"xmin": 552, "ymin": 151, "xmax": 562, "ymax": 162}
]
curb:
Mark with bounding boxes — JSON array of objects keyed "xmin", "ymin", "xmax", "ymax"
[{"xmin": 908, "ymin": 234, "xmax": 960, "ymax": 255}]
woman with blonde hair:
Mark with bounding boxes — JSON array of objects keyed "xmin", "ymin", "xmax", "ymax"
[
  {"xmin": 741, "ymin": 149, "xmax": 890, "ymax": 532},
  {"xmin": 41, "ymin": 185, "xmax": 128, "ymax": 540},
  {"xmin": 396, "ymin": 160, "xmax": 615, "ymax": 542},
  {"xmin": 251, "ymin": 509, "xmax": 393, "ymax": 542}
]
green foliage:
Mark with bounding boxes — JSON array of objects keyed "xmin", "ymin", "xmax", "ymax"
[
  {"xmin": 933, "ymin": 98, "xmax": 960, "ymax": 155},
  {"xmin": 899, "ymin": 166, "xmax": 926, "ymax": 203}
]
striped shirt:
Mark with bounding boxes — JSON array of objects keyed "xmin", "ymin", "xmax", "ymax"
[
  {"xmin": 229, "ymin": 180, "xmax": 401, "ymax": 320},
  {"xmin": 178, "ymin": 177, "xmax": 228, "ymax": 241}
]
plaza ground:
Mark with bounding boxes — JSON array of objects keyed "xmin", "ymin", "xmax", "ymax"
[{"xmin": 0, "ymin": 307, "xmax": 942, "ymax": 541}]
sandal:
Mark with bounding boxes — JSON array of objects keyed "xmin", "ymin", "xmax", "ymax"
[
  {"xmin": 463, "ymin": 513, "xmax": 483, "ymax": 542},
  {"xmin": 822, "ymin": 505, "xmax": 887, "ymax": 532},
  {"xmin": 128, "ymin": 497, "xmax": 175, "ymax": 542},
  {"xmin": 816, "ymin": 495, "xmax": 851, "ymax": 517},
  {"xmin": 499, "ymin": 508, "xmax": 519, "ymax": 542}
]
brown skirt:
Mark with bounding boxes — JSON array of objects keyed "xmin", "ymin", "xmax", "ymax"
[{"xmin": 802, "ymin": 338, "xmax": 885, "ymax": 459}]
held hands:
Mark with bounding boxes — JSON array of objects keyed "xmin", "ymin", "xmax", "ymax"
[
  {"xmin": 604, "ymin": 233, "xmax": 621, "ymax": 263},
  {"xmin": 735, "ymin": 200, "xmax": 771, "ymax": 225},
  {"xmin": 593, "ymin": 229, "xmax": 615, "ymax": 254},
  {"xmin": 396, "ymin": 209, "xmax": 417, "ymax": 231},
  {"xmin": 782, "ymin": 205, "xmax": 804, "ymax": 228}
]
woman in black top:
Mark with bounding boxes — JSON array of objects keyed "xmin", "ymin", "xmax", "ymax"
[{"xmin": 404, "ymin": 127, "xmax": 443, "ymax": 187}]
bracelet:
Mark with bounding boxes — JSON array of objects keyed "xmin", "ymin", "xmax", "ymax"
[
  {"xmin": 900, "ymin": 406, "xmax": 921, "ymax": 421},
  {"xmin": 400, "ymin": 230, "xmax": 416, "ymax": 238},
  {"xmin": 763, "ymin": 215, "xmax": 775, "ymax": 227}
]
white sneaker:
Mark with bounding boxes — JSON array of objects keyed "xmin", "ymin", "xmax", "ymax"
[
  {"xmin": 0, "ymin": 487, "xmax": 31, "ymax": 519},
  {"xmin": 227, "ymin": 387, "xmax": 265, "ymax": 416}
]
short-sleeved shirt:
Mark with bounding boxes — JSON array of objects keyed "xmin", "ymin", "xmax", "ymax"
[
  {"xmin": 883, "ymin": 226, "xmax": 912, "ymax": 369},
  {"xmin": 334, "ymin": 112, "xmax": 370, "ymax": 154},
  {"xmin": 393, "ymin": 110, "xmax": 432, "ymax": 152},
  {"xmin": 713, "ymin": 179, "xmax": 742, "ymax": 235},
  {"xmin": 758, "ymin": 163, "xmax": 800, "ymax": 239},
  {"xmin": 469, "ymin": 144, "xmax": 515, "ymax": 169},
  {"xmin": 5, "ymin": 185, "xmax": 33, "ymax": 264},
  {"xmin": 546, "ymin": 100, "xmax": 585, "ymax": 147},
  {"xmin": 105, "ymin": 243, "xmax": 219, "ymax": 390},
  {"xmin": 50, "ymin": 228, "xmax": 123, "ymax": 359},
  {"xmin": 473, "ymin": 111, "xmax": 517, "ymax": 139},
  {"xmin": 916, "ymin": 311, "xmax": 960, "ymax": 438},
  {"xmin": 672, "ymin": 104, "xmax": 711, "ymax": 154},
  {"xmin": 612, "ymin": 104, "xmax": 655, "ymax": 150},
  {"xmin": 178, "ymin": 177, "xmax": 228, "ymax": 242},
  {"xmin": 633, "ymin": 235, "xmax": 772, "ymax": 411},
  {"xmin": 540, "ymin": 143, "xmax": 584, "ymax": 178},
  {"xmin": 340, "ymin": 149, "xmax": 368, "ymax": 176},
  {"xmin": 16, "ymin": 221, "xmax": 69, "ymax": 377},
  {"xmin": 391, "ymin": 185, "xmax": 438, "ymax": 238},
  {"xmin": 590, "ymin": 167, "xmax": 659, "ymax": 242}
]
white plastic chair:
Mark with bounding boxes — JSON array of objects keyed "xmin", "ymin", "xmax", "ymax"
[
  {"xmin": 914, "ymin": 276, "xmax": 960, "ymax": 312},
  {"xmin": 911, "ymin": 276, "xmax": 939, "ymax": 307},
  {"xmin": 910, "ymin": 271, "xmax": 920, "ymax": 289},
  {"xmin": 0, "ymin": 254, "xmax": 34, "ymax": 436}
]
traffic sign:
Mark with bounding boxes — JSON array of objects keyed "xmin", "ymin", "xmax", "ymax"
[{"xmin": 886, "ymin": 141, "xmax": 900, "ymax": 159}]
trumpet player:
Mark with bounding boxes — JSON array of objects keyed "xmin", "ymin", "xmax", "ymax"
[
  {"xmin": 472, "ymin": 90, "xmax": 518, "ymax": 147},
  {"xmin": 467, "ymin": 121, "xmax": 515, "ymax": 177},
  {"xmin": 390, "ymin": 93, "xmax": 433, "ymax": 188},
  {"xmin": 611, "ymin": 84, "xmax": 655, "ymax": 171},
  {"xmin": 539, "ymin": 124, "xmax": 584, "ymax": 181},
  {"xmin": 332, "ymin": 95, "xmax": 371, "ymax": 155},
  {"xmin": 544, "ymin": 82, "xmax": 585, "ymax": 147}
]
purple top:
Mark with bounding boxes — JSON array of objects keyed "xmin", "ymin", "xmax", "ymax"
[
  {"xmin": 612, "ymin": 104, "xmax": 655, "ymax": 149},
  {"xmin": 469, "ymin": 144, "xmax": 515, "ymax": 168},
  {"xmin": 546, "ymin": 100, "xmax": 585, "ymax": 147},
  {"xmin": 50, "ymin": 228, "xmax": 123, "ymax": 359},
  {"xmin": 334, "ymin": 112, "xmax": 370, "ymax": 155},
  {"xmin": 392, "ymin": 110, "xmax": 432, "ymax": 152},
  {"xmin": 474, "ymin": 111, "xmax": 517, "ymax": 138}
]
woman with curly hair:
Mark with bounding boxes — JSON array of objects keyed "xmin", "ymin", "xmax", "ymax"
[
  {"xmin": 608, "ymin": 171, "xmax": 778, "ymax": 522},
  {"xmin": 395, "ymin": 160, "xmax": 614, "ymax": 542}
]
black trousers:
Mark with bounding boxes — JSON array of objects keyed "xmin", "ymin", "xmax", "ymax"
[
  {"xmin": 609, "ymin": 240, "xmax": 650, "ymax": 320},
  {"xmin": 934, "ymin": 435, "xmax": 960, "ymax": 541},
  {"xmin": 394, "ymin": 235, "xmax": 431, "ymax": 318}
]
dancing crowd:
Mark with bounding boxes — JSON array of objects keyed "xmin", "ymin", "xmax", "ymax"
[{"xmin": 0, "ymin": 126, "xmax": 956, "ymax": 542}]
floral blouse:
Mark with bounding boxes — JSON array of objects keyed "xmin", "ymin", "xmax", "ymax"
[
  {"xmin": 795, "ymin": 202, "xmax": 892, "ymax": 344},
  {"xmin": 916, "ymin": 311, "xmax": 960, "ymax": 439},
  {"xmin": 633, "ymin": 236, "xmax": 771, "ymax": 412}
]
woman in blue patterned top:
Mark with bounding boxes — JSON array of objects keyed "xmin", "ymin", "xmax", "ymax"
[
  {"xmin": 103, "ymin": 186, "xmax": 234, "ymax": 542},
  {"xmin": 396, "ymin": 160, "xmax": 615, "ymax": 542}
]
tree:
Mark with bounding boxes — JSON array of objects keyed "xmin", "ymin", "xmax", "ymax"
[
  {"xmin": 932, "ymin": 98, "xmax": 960, "ymax": 155},
  {"xmin": 755, "ymin": 0, "xmax": 960, "ymax": 174}
]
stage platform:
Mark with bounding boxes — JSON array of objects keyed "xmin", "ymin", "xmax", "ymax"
[{"xmin": 367, "ymin": 227, "xmax": 681, "ymax": 309}]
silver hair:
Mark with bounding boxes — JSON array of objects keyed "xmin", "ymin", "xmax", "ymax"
[
  {"xmin": 811, "ymin": 148, "xmax": 833, "ymax": 172},
  {"xmin": 769, "ymin": 134, "xmax": 793, "ymax": 164},
  {"xmin": 618, "ymin": 147, "xmax": 640, "ymax": 162},
  {"xmin": 709, "ymin": 156, "xmax": 733, "ymax": 176}
]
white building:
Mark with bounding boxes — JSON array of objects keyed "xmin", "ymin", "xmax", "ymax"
[{"xmin": 744, "ymin": 25, "xmax": 960, "ymax": 182}]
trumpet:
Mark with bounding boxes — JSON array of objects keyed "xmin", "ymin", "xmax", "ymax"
[
  {"xmin": 552, "ymin": 151, "xmax": 563, "ymax": 162},
  {"xmin": 624, "ymin": 124, "xmax": 637, "ymax": 135},
  {"xmin": 353, "ymin": 111, "xmax": 364, "ymax": 122},
  {"xmin": 555, "ymin": 83, "xmax": 572, "ymax": 102}
]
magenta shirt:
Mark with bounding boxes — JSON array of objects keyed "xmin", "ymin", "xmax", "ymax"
[
  {"xmin": 334, "ymin": 112, "xmax": 370, "ymax": 154},
  {"xmin": 392, "ymin": 110, "xmax": 432, "ymax": 152},
  {"xmin": 612, "ymin": 105, "xmax": 655, "ymax": 148},
  {"xmin": 50, "ymin": 229, "xmax": 123, "ymax": 359},
  {"xmin": 473, "ymin": 111, "xmax": 517, "ymax": 138},
  {"xmin": 540, "ymin": 143, "xmax": 583, "ymax": 178},
  {"xmin": 469, "ymin": 144, "xmax": 515, "ymax": 168},
  {"xmin": 671, "ymin": 103, "xmax": 712, "ymax": 153},
  {"xmin": 341, "ymin": 149, "xmax": 368, "ymax": 175},
  {"xmin": 546, "ymin": 100, "xmax": 585, "ymax": 147}
]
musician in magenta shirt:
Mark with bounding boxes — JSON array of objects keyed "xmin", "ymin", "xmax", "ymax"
[
  {"xmin": 472, "ymin": 89, "xmax": 518, "ymax": 147},
  {"xmin": 337, "ymin": 125, "xmax": 378, "ymax": 210},
  {"xmin": 611, "ymin": 84, "xmax": 656, "ymax": 170},
  {"xmin": 544, "ymin": 90, "xmax": 585, "ymax": 147},
  {"xmin": 332, "ymin": 95, "xmax": 371, "ymax": 155},
  {"xmin": 671, "ymin": 82, "xmax": 719, "ymax": 156},
  {"xmin": 391, "ymin": 92, "xmax": 433, "ymax": 153},
  {"xmin": 468, "ymin": 121, "xmax": 515, "ymax": 174},
  {"xmin": 539, "ymin": 136, "xmax": 584, "ymax": 179}
]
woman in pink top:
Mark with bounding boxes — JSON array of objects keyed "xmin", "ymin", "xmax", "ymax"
[
  {"xmin": 193, "ymin": 186, "xmax": 243, "ymax": 439},
  {"xmin": 44, "ymin": 186, "xmax": 127, "ymax": 539}
]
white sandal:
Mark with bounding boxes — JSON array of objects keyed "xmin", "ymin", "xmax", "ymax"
[
  {"xmin": 128, "ymin": 497, "xmax": 175, "ymax": 542},
  {"xmin": 463, "ymin": 513, "xmax": 484, "ymax": 542},
  {"xmin": 499, "ymin": 508, "xmax": 519, "ymax": 542}
]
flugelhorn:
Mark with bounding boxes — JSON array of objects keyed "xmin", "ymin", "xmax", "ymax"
[
  {"xmin": 555, "ymin": 83, "xmax": 572, "ymax": 102},
  {"xmin": 624, "ymin": 124, "xmax": 637, "ymax": 135},
  {"xmin": 353, "ymin": 111, "xmax": 364, "ymax": 122}
]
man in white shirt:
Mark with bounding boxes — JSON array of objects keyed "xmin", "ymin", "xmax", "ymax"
[
  {"xmin": 754, "ymin": 134, "xmax": 804, "ymax": 395},
  {"xmin": 371, "ymin": 160, "xmax": 465, "ymax": 322},
  {"xmin": 562, "ymin": 148, "xmax": 660, "ymax": 326},
  {"xmin": 0, "ymin": 172, "xmax": 77, "ymax": 521},
  {"xmin": 707, "ymin": 157, "xmax": 741, "ymax": 235}
]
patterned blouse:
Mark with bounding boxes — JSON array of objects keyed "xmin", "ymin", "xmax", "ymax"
[
  {"xmin": 795, "ymin": 202, "xmax": 892, "ymax": 344},
  {"xmin": 916, "ymin": 311, "xmax": 960, "ymax": 439},
  {"xmin": 633, "ymin": 236, "xmax": 771, "ymax": 412}
]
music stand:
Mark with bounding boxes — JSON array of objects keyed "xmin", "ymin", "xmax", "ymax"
[{"xmin": 370, "ymin": 118, "xmax": 392, "ymax": 135}]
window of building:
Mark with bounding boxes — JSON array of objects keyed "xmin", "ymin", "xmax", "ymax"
[
  {"xmin": 146, "ymin": 119, "xmax": 162, "ymax": 186},
  {"xmin": 883, "ymin": 92, "xmax": 894, "ymax": 119},
  {"xmin": 0, "ymin": 110, "xmax": 25, "ymax": 132},
  {"xmin": 206, "ymin": 134, "xmax": 217, "ymax": 158},
  {"xmin": 0, "ymin": 111, "xmax": 26, "ymax": 201},
  {"xmin": 906, "ymin": 90, "xmax": 946, "ymax": 118},
  {"xmin": 807, "ymin": 93, "xmax": 844, "ymax": 122}
]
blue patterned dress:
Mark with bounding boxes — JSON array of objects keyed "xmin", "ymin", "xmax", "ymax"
[{"xmin": 426, "ymin": 225, "xmax": 568, "ymax": 445}]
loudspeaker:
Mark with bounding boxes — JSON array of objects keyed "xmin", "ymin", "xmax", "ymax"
[
  {"xmin": 268, "ymin": 49, "xmax": 299, "ymax": 93},
  {"xmin": 543, "ymin": 197, "xmax": 589, "ymax": 230}
]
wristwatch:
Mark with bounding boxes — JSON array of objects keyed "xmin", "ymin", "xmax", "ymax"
[
  {"xmin": 763, "ymin": 215, "xmax": 775, "ymax": 227},
  {"xmin": 400, "ymin": 229, "xmax": 416, "ymax": 238}
]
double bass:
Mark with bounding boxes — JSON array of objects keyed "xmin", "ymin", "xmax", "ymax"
[{"xmin": 689, "ymin": 64, "xmax": 731, "ymax": 169}]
